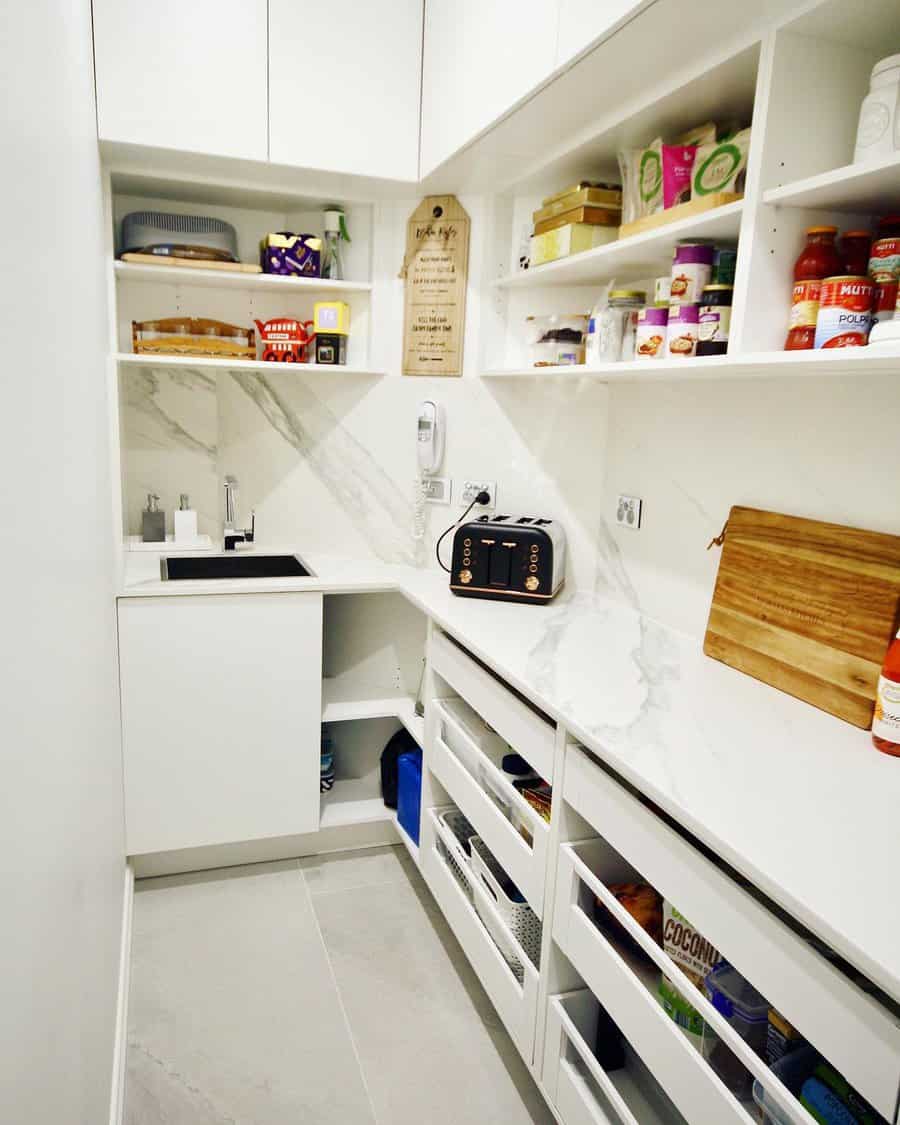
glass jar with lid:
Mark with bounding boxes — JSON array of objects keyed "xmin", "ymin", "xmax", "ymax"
[
  {"xmin": 587, "ymin": 289, "xmax": 646, "ymax": 364},
  {"xmin": 526, "ymin": 313, "xmax": 589, "ymax": 366}
]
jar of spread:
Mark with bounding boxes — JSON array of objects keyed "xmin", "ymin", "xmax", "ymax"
[
  {"xmin": 784, "ymin": 226, "xmax": 840, "ymax": 350},
  {"xmin": 697, "ymin": 285, "xmax": 733, "ymax": 356},
  {"xmin": 670, "ymin": 242, "xmax": 714, "ymax": 305}
]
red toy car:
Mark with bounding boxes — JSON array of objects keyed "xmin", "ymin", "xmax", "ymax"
[{"xmin": 254, "ymin": 317, "xmax": 315, "ymax": 362}]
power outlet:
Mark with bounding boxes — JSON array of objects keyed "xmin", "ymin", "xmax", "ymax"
[
  {"xmin": 460, "ymin": 480, "xmax": 497, "ymax": 509},
  {"xmin": 421, "ymin": 476, "xmax": 451, "ymax": 504},
  {"xmin": 616, "ymin": 494, "xmax": 643, "ymax": 530}
]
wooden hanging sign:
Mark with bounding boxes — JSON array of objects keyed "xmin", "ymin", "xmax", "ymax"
[{"xmin": 400, "ymin": 195, "xmax": 470, "ymax": 376}]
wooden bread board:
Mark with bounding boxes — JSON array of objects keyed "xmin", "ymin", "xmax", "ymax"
[
  {"xmin": 120, "ymin": 252, "xmax": 262, "ymax": 274},
  {"xmin": 704, "ymin": 507, "xmax": 900, "ymax": 728},
  {"xmin": 618, "ymin": 192, "xmax": 742, "ymax": 239}
]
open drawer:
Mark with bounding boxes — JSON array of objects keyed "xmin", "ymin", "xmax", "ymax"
[
  {"xmin": 544, "ymin": 991, "xmax": 686, "ymax": 1125},
  {"xmin": 428, "ymin": 698, "xmax": 550, "ymax": 916},
  {"xmin": 429, "ymin": 628, "xmax": 555, "ymax": 779},
  {"xmin": 421, "ymin": 806, "xmax": 540, "ymax": 1063},
  {"xmin": 564, "ymin": 748, "xmax": 900, "ymax": 1122}
]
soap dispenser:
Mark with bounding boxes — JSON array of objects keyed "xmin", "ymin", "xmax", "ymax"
[
  {"xmin": 173, "ymin": 493, "xmax": 198, "ymax": 543},
  {"xmin": 141, "ymin": 493, "xmax": 165, "ymax": 543}
]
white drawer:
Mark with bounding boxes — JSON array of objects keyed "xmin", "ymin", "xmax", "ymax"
[
  {"xmin": 564, "ymin": 748, "xmax": 900, "ymax": 1122},
  {"xmin": 428, "ymin": 700, "xmax": 550, "ymax": 916},
  {"xmin": 421, "ymin": 807, "xmax": 539, "ymax": 1063},
  {"xmin": 553, "ymin": 842, "xmax": 759, "ymax": 1125},
  {"xmin": 429, "ymin": 628, "xmax": 555, "ymax": 779},
  {"xmin": 544, "ymin": 992, "xmax": 643, "ymax": 1125}
]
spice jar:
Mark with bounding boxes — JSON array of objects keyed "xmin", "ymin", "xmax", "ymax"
[
  {"xmin": 697, "ymin": 285, "xmax": 733, "ymax": 356},
  {"xmin": 784, "ymin": 226, "xmax": 840, "ymax": 350},
  {"xmin": 588, "ymin": 290, "xmax": 646, "ymax": 364}
]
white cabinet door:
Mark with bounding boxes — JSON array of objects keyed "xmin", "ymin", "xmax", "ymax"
[
  {"xmin": 555, "ymin": 0, "xmax": 647, "ymax": 67},
  {"xmin": 268, "ymin": 0, "xmax": 422, "ymax": 181},
  {"xmin": 420, "ymin": 0, "xmax": 558, "ymax": 177},
  {"xmin": 119, "ymin": 593, "xmax": 322, "ymax": 855},
  {"xmin": 92, "ymin": 0, "xmax": 268, "ymax": 160}
]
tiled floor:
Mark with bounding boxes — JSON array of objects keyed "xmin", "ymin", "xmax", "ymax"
[{"xmin": 125, "ymin": 846, "xmax": 554, "ymax": 1124}]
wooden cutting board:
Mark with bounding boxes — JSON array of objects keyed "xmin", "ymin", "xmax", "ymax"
[
  {"xmin": 121, "ymin": 252, "xmax": 262, "ymax": 274},
  {"xmin": 704, "ymin": 507, "xmax": 900, "ymax": 727}
]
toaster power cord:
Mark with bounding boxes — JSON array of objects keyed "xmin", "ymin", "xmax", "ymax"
[{"xmin": 435, "ymin": 491, "xmax": 491, "ymax": 573}]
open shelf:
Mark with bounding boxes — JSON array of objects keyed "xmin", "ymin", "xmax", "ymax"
[
  {"xmin": 494, "ymin": 201, "xmax": 744, "ymax": 289},
  {"xmin": 484, "ymin": 347, "xmax": 900, "ymax": 381},
  {"xmin": 319, "ymin": 777, "xmax": 393, "ymax": 829},
  {"xmin": 115, "ymin": 260, "xmax": 373, "ymax": 294},
  {"xmin": 321, "ymin": 679, "xmax": 425, "ymax": 745},
  {"xmin": 763, "ymin": 153, "xmax": 900, "ymax": 214},
  {"xmin": 116, "ymin": 352, "xmax": 383, "ymax": 377}
]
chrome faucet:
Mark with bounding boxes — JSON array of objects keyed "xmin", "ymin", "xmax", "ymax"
[{"xmin": 223, "ymin": 475, "xmax": 255, "ymax": 551}]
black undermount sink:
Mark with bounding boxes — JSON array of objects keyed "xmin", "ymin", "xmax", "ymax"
[{"xmin": 161, "ymin": 554, "xmax": 312, "ymax": 581}]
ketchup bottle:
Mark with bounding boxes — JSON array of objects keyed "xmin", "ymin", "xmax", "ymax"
[
  {"xmin": 785, "ymin": 227, "xmax": 840, "ymax": 350},
  {"xmin": 873, "ymin": 629, "xmax": 900, "ymax": 756}
]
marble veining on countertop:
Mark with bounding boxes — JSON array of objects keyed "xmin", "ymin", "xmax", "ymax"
[{"xmin": 120, "ymin": 548, "xmax": 900, "ymax": 1002}]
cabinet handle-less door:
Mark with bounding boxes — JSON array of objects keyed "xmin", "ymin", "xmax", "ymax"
[
  {"xmin": 93, "ymin": 0, "xmax": 268, "ymax": 161},
  {"xmin": 268, "ymin": 0, "xmax": 422, "ymax": 180}
]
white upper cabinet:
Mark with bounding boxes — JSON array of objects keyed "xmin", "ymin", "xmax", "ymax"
[
  {"xmin": 269, "ymin": 0, "xmax": 423, "ymax": 181},
  {"xmin": 555, "ymin": 0, "xmax": 647, "ymax": 67},
  {"xmin": 420, "ymin": 0, "xmax": 559, "ymax": 177},
  {"xmin": 92, "ymin": 0, "xmax": 268, "ymax": 161}
]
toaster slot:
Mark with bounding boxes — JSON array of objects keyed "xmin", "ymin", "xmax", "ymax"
[{"xmin": 489, "ymin": 542, "xmax": 515, "ymax": 588}]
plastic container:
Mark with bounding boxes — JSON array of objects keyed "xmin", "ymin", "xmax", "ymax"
[
  {"xmin": 670, "ymin": 242, "xmax": 714, "ymax": 305},
  {"xmin": 470, "ymin": 837, "xmax": 542, "ymax": 969},
  {"xmin": 396, "ymin": 748, "xmax": 422, "ymax": 845},
  {"xmin": 634, "ymin": 305, "xmax": 669, "ymax": 359},
  {"xmin": 702, "ymin": 964, "xmax": 769, "ymax": 1099},
  {"xmin": 854, "ymin": 54, "xmax": 900, "ymax": 163},
  {"xmin": 785, "ymin": 226, "xmax": 840, "ymax": 350},
  {"xmin": 753, "ymin": 1045, "xmax": 820, "ymax": 1125},
  {"xmin": 526, "ymin": 314, "xmax": 588, "ymax": 366},
  {"xmin": 440, "ymin": 698, "xmax": 508, "ymax": 774},
  {"xmin": 667, "ymin": 303, "xmax": 699, "ymax": 356}
]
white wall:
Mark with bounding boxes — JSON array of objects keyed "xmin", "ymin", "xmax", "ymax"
[{"xmin": 0, "ymin": 3, "xmax": 125, "ymax": 1122}]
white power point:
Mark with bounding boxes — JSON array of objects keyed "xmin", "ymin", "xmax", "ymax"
[
  {"xmin": 421, "ymin": 476, "xmax": 451, "ymax": 504},
  {"xmin": 616, "ymin": 494, "xmax": 643, "ymax": 530},
  {"xmin": 460, "ymin": 480, "xmax": 497, "ymax": 509}
]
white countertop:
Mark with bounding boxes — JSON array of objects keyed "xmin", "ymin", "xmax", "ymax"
[{"xmin": 121, "ymin": 548, "xmax": 900, "ymax": 1002}]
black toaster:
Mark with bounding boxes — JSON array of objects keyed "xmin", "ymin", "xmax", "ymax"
[{"xmin": 449, "ymin": 515, "xmax": 566, "ymax": 603}]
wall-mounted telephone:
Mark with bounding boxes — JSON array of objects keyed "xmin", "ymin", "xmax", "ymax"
[
  {"xmin": 413, "ymin": 400, "xmax": 444, "ymax": 541},
  {"xmin": 416, "ymin": 399, "xmax": 444, "ymax": 476}
]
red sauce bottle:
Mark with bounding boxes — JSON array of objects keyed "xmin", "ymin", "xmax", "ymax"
[
  {"xmin": 839, "ymin": 230, "xmax": 871, "ymax": 277},
  {"xmin": 784, "ymin": 227, "xmax": 840, "ymax": 350},
  {"xmin": 873, "ymin": 629, "xmax": 900, "ymax": 756}
]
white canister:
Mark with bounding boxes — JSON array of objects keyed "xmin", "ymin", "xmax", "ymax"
[
  {"xmin": 667, "ymin": 303, "xmax": 699, "ymax": 357},
  {"xmin": 854, "ymin": 54, "xmax": 900, "ymax": 163}
]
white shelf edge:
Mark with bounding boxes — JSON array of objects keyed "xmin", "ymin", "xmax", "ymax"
[
  {"xmin": 321, "ymin": 682, "xmax": 425, "ymax": 744},
  {"xmin": 493, "ymin": 201, "xmax": 744, "ymax": 290},
  {"xmin": 319, "ymin": 780, "xmax": 393, "ymax": 829},
  {"xmin": 762, "ymin": 152, "xmax": 900, "ymax": 210},
  {"xmin": 393, "ymin": 813, "xmax": 421, "ymax": 868},
  {"xmin": 483, "ymin": 347, "xmax": 900, "ymax": 382},
  {"xmin": 114, "ymin": 260, "xmax": 373, "ymax": 294},
  {"xmin": 115, "ymin": 352, "xmax": 384, "ymax": 377}
]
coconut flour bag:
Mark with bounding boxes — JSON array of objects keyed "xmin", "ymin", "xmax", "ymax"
[
  {"xmin": 619, "ymin": 140, "xmax": 697, "ymax": 220},
  {"xmin": 691, "ymin": 128, "xmax": 751, "ymax": 198}
]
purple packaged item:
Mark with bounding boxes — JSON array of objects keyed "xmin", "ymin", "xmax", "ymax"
[
  {"xmin": 670, "ymin": 241, "xmax": 714, "ymax": 305},
  {"xmin": 667, "ymin": 303, "xmax": 699, "ymax": 357},
  {"xmin": 634, "ymin": 305, "xmax": 669, "ymax": 360},
  {"xmin": 662, "ymin": 145, "xmax": 697, "ymax": 209},
  {"xmin": 260, "ymin": 231, "xmax": 322, "ymax": 277}
]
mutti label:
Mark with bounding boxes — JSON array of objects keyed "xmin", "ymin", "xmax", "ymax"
[{"xmin": 820, "ymin": 277, "xmax": 874, "ymax": 311}]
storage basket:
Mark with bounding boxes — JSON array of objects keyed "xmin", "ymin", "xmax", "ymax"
[
  {"xmin": 470, "ymin": 837, "xmax": 542, "ymax": 970},
  {"xmin": 436, "ymin": 808, "xmax": 477, "ymax": 902}
]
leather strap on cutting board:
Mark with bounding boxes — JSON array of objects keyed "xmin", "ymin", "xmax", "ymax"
[{"xmin": 704, "ymin": 507, "xmax": 900, "ymax": 728}]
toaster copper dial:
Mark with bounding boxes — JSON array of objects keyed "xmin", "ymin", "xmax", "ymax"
[
  {"xmin": 525, "ymin": 575, "xmax": 540, "ymax": 592},
  {"xmin": 458, "ymin": 569, "xmax": 473, "ymax": 584}
]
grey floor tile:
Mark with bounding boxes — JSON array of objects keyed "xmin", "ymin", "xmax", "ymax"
[
  {"xmin": 125, "ymin": 860, "xmax": 376, "ymax": 1125},
  {"xmin": 311, "ymin": 868, "xmax": 554, "ymax": 1125},
  {"xmin": 299, "ymin": 844, "xmax": 416, "ymax": 898}
]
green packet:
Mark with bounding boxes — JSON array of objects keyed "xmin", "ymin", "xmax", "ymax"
[{"xmin": 659, "ymin": 974, "xmax": 704, "ymax": 1038}]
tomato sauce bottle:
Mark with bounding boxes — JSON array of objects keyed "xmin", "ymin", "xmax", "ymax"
[
  {"xmin": 839, "ymin": 230, "xmax": 871, "ymax": 277},
  {"xmin": 873, "ymin": 629, "xmax": 900, "ymax": 756},
  {"xmin": 785, "ymin": 226, "xmax": 840, "ymax": 350}
]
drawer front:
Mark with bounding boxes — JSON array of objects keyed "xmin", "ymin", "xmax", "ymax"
[
  {"xmin": 429, "ymin": 709, "xmax": 549, "ymax": 916},
  {"xmin": 543, "ymin": 993, "xmax": 639, "ymax": 1125},
  {"xmin": 565, "ymin": 748, "xmax": 900, "ymax": 1121},
  {"xmin": 429, "ymin": 629, "xmax": 555, "ymax": 779},
  {"xmin": 554, "ymin": 847, "xmax": 756, "ymax": 1125},
  {"xmin": 421, "ymin": 809, "xmax": 539, "ymax": 1062}
]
